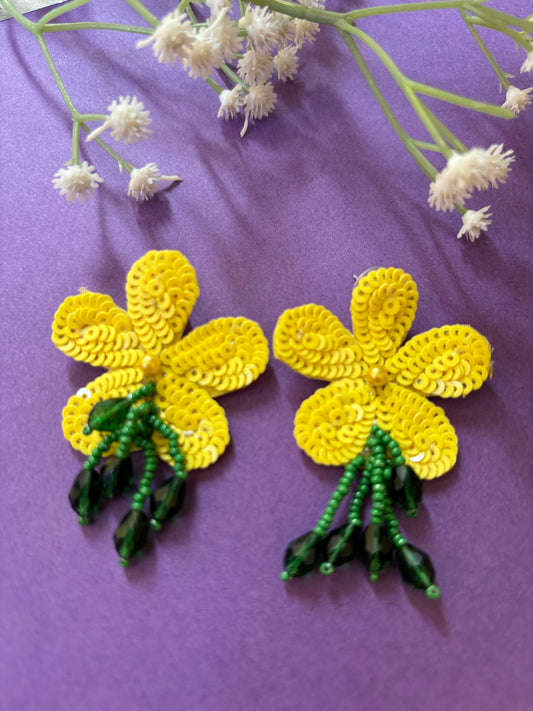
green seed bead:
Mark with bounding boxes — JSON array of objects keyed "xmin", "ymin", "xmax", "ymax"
[
  {"xmin": 140, "ymin": 486, "xmax": 151, "ymax": 497},
  {"xmin": 133, "ymin": 492, "xmax": 144, "ymax": 504},
  {"xmin": 426, "ymin": 585, "xmax": 441, "ymax": 599},
  {"xmin": 280, "ymin": 571, "xmax": 291, "ymax": 581},
  {"xmin": 131, "ymin": 501, "xmax": 144, "ymax": 512},
  {"xmin": 394, "ymin": 456, "xmax": 406, "ymax": 466}
]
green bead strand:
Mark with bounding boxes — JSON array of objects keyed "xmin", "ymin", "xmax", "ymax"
[{"xmin": 313, "ymin": 457, "xmax": 362, "ymax": 535}]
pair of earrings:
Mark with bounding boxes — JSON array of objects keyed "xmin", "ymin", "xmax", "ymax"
[{"xmin": 52, "ymin": 251, "xmax": 492, "ymax": 597}]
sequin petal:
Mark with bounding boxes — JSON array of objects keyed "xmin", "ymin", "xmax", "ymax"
[
  {"xmin": 154, "ymin": 377, "xmax": 230, "ymax": 470},
  {"xmin": 376, "ymin": 383, "xmax": 458, "ymax": 479},
  {"xmin": 386, "ymin": 324, "xmax": 492, "ymax": 398},
  {"xmin": 274, "ymin": 304, "xmax": 363, "ymax": 381},
  {"xmin": 294, "ymin": 378, "xmax": 376, "ymax": 465},
  {"xmin": 52, "ymin": 291, "xmax": 144, "ymax": 368},
  {"xmin": 126, "ymin": 250, "xmax": 199, "ymax": 356},
  {"xmin": 351, "ymin": 267, "xmax": 418, "ymax": 365},
  {"xmin": 162, "ymin": 317, "xmax": 269, "ymax": 397},
  {"xmin": 62, "ymin": 367, "xmax": 145, "ymax": 455}
]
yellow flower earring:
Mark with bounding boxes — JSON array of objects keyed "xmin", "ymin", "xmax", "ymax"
[
  {"xmin": 52, "ymin": 250, "xmax": 269, "ymax": 566},
  {"xmin": 273, "ymin": 267, "xmax": 492, "ymax": 597}
]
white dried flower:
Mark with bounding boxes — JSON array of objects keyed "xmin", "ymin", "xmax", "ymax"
[
  {"xmin": 237, "ymin": 48, "xmax": 273, "ymax": 85},
  {"xmin": 502, "ymin": 84, "xmax": 533, "ymax": 115},
  {"xmin": 293, "ymin": 19, "xmax": 319, "ymax": 47},
  {"xmin": 52, "ymin": 161, "xmax": 103, "ymax": 203},
  {"xmin": 457, "ymin": 206, "xmax": 492, "ymax": 242},
  {"xmin": 128, "ymin": 163, "xmax": 182, "ymax": 201},
  {"xmin": 270, "ymin": 13, "xmax": 295, "ymax": 47},
  {"xmin": 207, "ymin": 11, "xmax": 243, "ymax": 62},
  {"xmin": 241, "ymin": 82, "xmax": 277, "ymax": 137},
  {"xmin": 428, "ymin": 144, "xmax": 515, "ymax": 211},
  {"xmin": 217, "ymin": 87, "xmax": 244, "ymax": 120},
  {"xmin": 273, "ymin": 46, "xmax": 299, "ymax": 82},
  {"xmin": 520, "ymin": 50, "xmax": 533, "ymax": 74},
  {"xmin": 239, "ymin": 6, "xmax": 278, "ymax": 53},
  {"xmin": 136, "ymin": 11, "xmax": 194, "ymax": 65},
  {"xmin": 182, "ymin": 25, "xmax": 224, "ymax": 80},
  {"xmin": 86, "ymin": 96, "xmax": 152, "ymax": 145},
  {"xmin": 205, "ymin": 0, "xmax": 233, "ymax": 15}
]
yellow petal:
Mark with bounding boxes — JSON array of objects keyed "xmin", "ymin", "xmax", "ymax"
[
  {"xmin": 274, "ymin": 304, "xmax": 363, "ymax": 381},
  {"xmin": 52, "ymin": 292, "xmax": 144, "ymax": 368},
  {"xmin": 294, "ymin": 378, "xmax": 376, "ymax": 465},
  {"xmin": 62, "ymin": 367, "xmax": 144, "ymax": 455},
  {"xmin": 387, "ymin": 325, "xmax": 492, "ymax": 398},
  {"xmin": 126, "ymin": 250, "xmax": 199, "ymax": 356},
  {"xmin": 161, "ymin": 317, "xmax": 269, "ymax": 397},
  {"xmin": 376, "ymin": 383, "xmax": 458, "ymax": 479},
  {"xmin": 154, "ymin": 377, "xmax": 230, "ymax": 470},
  {"xmin": 351, "ymin": 267, "xmax": 418, "ymax": 364}
]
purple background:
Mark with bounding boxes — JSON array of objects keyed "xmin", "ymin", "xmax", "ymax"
[{"xmin": 1, "ymin": 2, "xmax": 532, "ymax": 710}]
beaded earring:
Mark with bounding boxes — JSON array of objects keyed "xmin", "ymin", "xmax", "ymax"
[
  {"xmin": 52, "ymin": 250, "xmax": 269, "ymax": 566},
  {"xmin": 273, "ymin": 267, "xmax": 492, "ymax": 597}
]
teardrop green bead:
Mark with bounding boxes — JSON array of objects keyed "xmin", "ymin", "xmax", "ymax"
[
  {"xmin": 68, "ymin": 468, "xmax": 103, "ymax": 524},
  {"xmin": 113, "ymin": 509, "xmax": 149, "ymax": 565},
  {"xmin": 283, "ymin": 531, "xmax": 322, "ymax": 578},
  {"xmin": 88, "ymin": 398, "xmax": 131, "ymax": 432},
  {"xmin": 150, "ymin": 476, "xmax": 187, "ymax": 526}
]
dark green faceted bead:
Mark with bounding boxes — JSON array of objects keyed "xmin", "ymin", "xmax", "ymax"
[
  {"xmin": 322, "ymin": 522, "xmax": 361, "ymax": 568},
  {"xmin": 390, "ymin": 464, "xmax": 423, "ymax": 515},
  {"xmin": 68, "ymin": 468, "xmax": 103, "ymax": 523},
  {"xmin": 283, "ymin": 531, "xmax": 322, "ymax": 578},
  {"xmin": 113, "ymin": 509, "xmax": 150, "ymax": 564},
  {"xmin": 395, "ymin": 543, "xmax": 436, "ymax": 591},
  {"xmin": 359, "ymin": 523, "xmax": 392, "ymax": 577},
  {"xmin": 88, "ymin": 398, "xmax": 131, "ymax": 432},
  {"xmin": 150, "ymin": 476, "xmax": 187, "ymax": 524},
  {"xmin": 100, "ymin": 455, "xmax": 134, "ymax": 498}
]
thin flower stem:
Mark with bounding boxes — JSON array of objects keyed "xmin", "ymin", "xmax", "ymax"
[
  {"xmin": 78, "ymin": 113, "xmax": 108, "ymax": 122},
  {"xmin": 79, "ymin": 123, "xmax": 134, "ymax": 173},
  {"xmin": 339, "ymin": 22, "xmax": 450, "ymax": 155},
  {"xmin": 42, "ymin": 21, "xmax": 152, "ymax": 34},
  {"xmin": 219, "ymin": 62, "xmax": 250, "ymax": 92},
  {"xmin": 423, "ymin": 107, "xmax": 467, "ymax": 152},
  {"xmin": 465, "ymin": 16, "xmax": 533, "ymax": 51},
  {"xmin": 36, "ymin": 34, "xmax": 77, "ymax": 115},
  {"xmin": 36, "ymin": 0, "xmax": 92, "ymax": 31},
  {"xmin": 72, "ymin": 120, "xmax": 81, "ymax": 164},
  {"xmin": 338, "ymin": 29, "xmax": 437, "ymax": 180},
  {"xmin": 411, "ymin": 140, "xmax": 442, "ymax": 153},
  {"xmin": 0, "ymin": 0, "xmax": 35, "ymax": 31},
  {"xmin": 177, "ymin": 0, "xmax": 192, "ymax": 13},
  {"xmin": 409, "ymin": 80, "xmax": 515, "ymax": 118},
  {"xmin": 122, "ymin": 0, "xmax": 158, "ymax": 27},
  {"xmin": 466, "ymin": 2, "xmax": 533, "ymax": 32},
  {"xmin": 345, "ymin": 0, "xmax": 476, "ymax": 21},
  {"xmin": 206, "ymin": 77, "xmax": 223, "ymax": 94},
  {"xmin": 460, "ymin": 9, "xmax": 510, "ymax": 87}
]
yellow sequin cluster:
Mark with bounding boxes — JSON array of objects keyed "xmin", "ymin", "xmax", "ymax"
[
  {"xmin": 162, "ymin": 317, "xmax": 269, "ymax": 397},
  {"xmin": 52, "ymin": 250, "xmax": 269, "ymax": 471},
  {"xmin": 52, "ymin": 294, "xmax": 143, "ymax": 368},
  {"xmin": 351, "ymin": 267, "xmax": 418, "ymax": 363},
  {"xmin": 274, "ymin": 266, "xmax": 492, "ymax": 479},
  {"xmin": 386, "ymin": 325, "xmax": 491, "ymax": 397}
]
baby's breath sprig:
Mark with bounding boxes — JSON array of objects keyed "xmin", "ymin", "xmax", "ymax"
[{"xmin": 2, "ymin": 0, "xmax": 532, "ymax": 239}]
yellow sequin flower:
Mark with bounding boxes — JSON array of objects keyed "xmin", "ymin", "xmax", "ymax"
[
  {"xmin": 274, "ymin": 267, "xmax": 491, "ymax": 479},
  {"xmin": 52, "ymin": 250, "xmax": 269, "ymax": 470}
]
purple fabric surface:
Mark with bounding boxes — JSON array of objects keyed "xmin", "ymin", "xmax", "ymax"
[{"xmin": 1, "ymin": 2, "xmax": 532, "ymax": 710}]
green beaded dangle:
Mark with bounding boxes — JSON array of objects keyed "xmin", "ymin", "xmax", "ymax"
[
  {"xmin": 68, "ymin": 381, "xmax": 188, "ymax": 567},
  {"xmin": 281, "ymin": 424, "xmax": 440, "ymax": 599}
]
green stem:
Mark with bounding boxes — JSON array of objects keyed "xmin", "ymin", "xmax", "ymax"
[
  {"xmin": 79, "ymin": 124, "xmax": 134, "ymax": 173},
  {"xmin": 72, "ymin": 120, "xmax": 81, "ymax": 163},
  {"xmin": 42, "ymin": 21, "xmax": 152, "ymax": 34},
  {"xmin": 467, "ymin": 2, "xmax": 533, "ymax": 32},
  {"xmin": 36, "ymin": 34, "xmax": 77, "ymax": 114},
  {"xmin": 460, "ymin": 9, "xmax": 510, "ymax": 88},
  {"xmin": 346, "ymin": 0, "xmax": 477, "ymax": 21},
  {"xmin": 409, "ymin": 80, "xmax": 515, "ymax": 118},
  {"xmin": 423, "ymin": 107, "xmax": 467, "ymax": 152},
  {"xmin": 122, "ymin": 0, "xmax": 159, "ymax": 27},
  {"xmin": 0, "ymin": 0, "xmax": 35, "ymax": 31},
  {"xmin": 219, "ymin": 62, "xmax": 250, "ymax": 92},
  {"xmin": 338, "ymin": 29, "xmax": 437, "ymax": 178},
  {"xmin": 36, "ymin": 0, "xmax": 92, "ymax": 30},
  {"xmin": 205, "ymin": 77, "xmax": 223, "ymax": 94},
  {"xmin": 466, "ymin": 16, "xmax": 533, "ymax": 51},
  {"xmin": 340, "ymin": 22, "xmax": 450, "ymax": 155}
]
